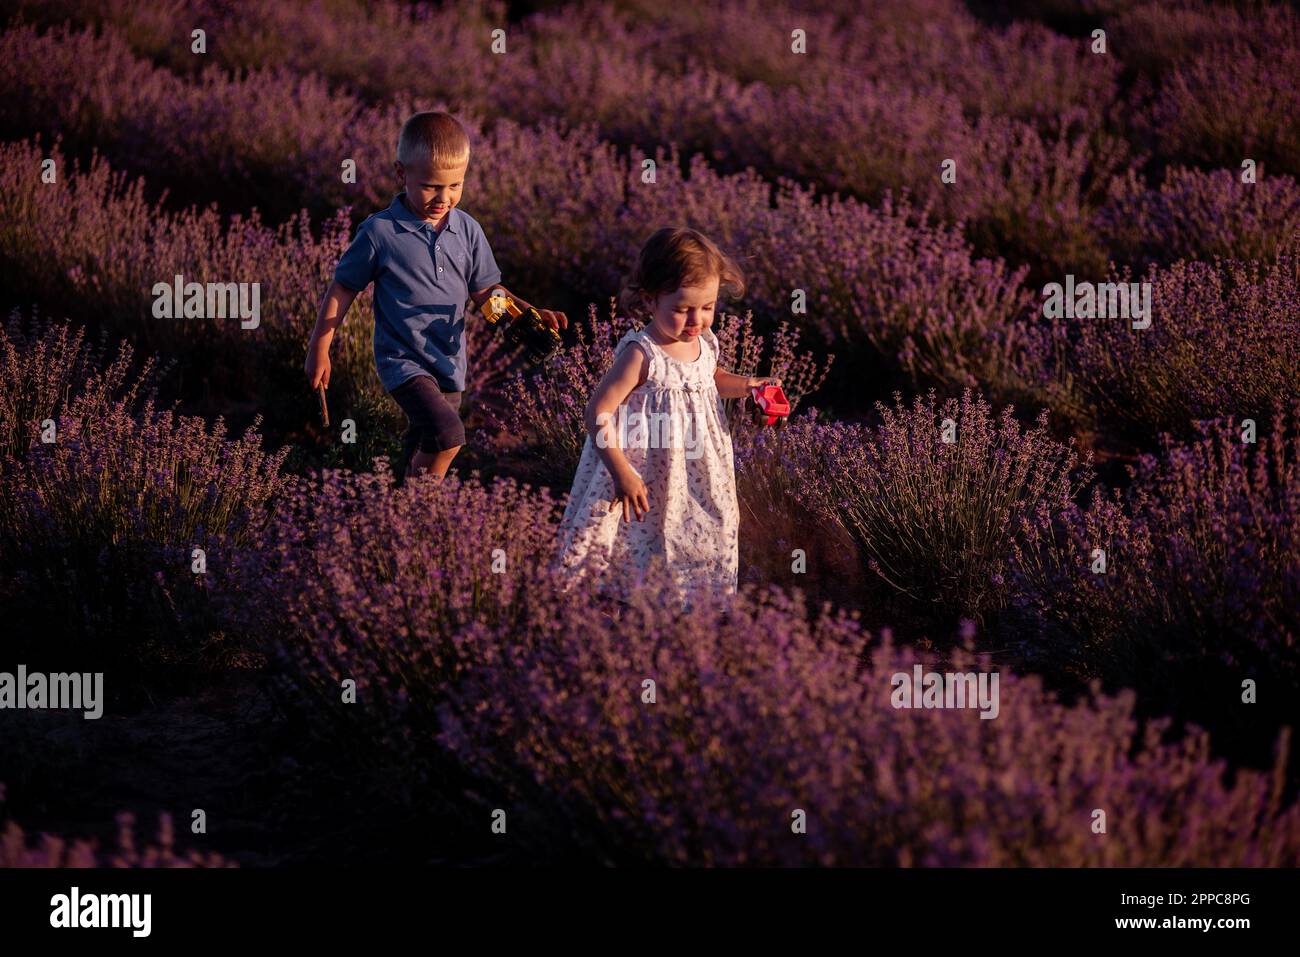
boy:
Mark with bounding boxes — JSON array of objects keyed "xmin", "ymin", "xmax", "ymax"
[{"xmin": 305, "ymin": 111, "xmax": 567, "ymax": 482}]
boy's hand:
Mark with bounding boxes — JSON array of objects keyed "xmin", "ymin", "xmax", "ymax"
[
  {"xmin": 514, "ymin": 296, "xmax": 566, "ymax": 333},
  {"xmin": 535, "ymin": 307, "xmax": 568, "ymax": 333},
  {"xmin": 306, "ymin": 342, "xmax": 332, "ymax": 390},
  {"xmin": 477, "ymin": 287, "xmax": 568, "ymax": 333},
  {"xmin": 609, "ymin": 468, "xmax": 649, "ymax": 523}
]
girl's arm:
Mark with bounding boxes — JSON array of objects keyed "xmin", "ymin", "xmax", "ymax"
[
  {"xmin": 714, "ymin": 368, "xmax": 781, "ymax": 400},
  {"xmin": 586, "ymin": 345, "xmax": 651, "ymax": 521}
]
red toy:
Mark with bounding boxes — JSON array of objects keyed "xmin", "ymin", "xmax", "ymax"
[{"xmin": 750, "ymin": 383, "xmax": 790, "ymax": 427}]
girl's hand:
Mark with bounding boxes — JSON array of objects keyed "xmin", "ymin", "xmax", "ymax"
[
  {"xmin": 609, "ymin": 468, "xmax": 649, "ymax": 523},
  {"xmin": 747, "ymin": 375, "xmax": 782, "ymax": 390}
]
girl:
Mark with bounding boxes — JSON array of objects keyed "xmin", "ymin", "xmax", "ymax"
[{"xmin": 555, "ymin": 227, "xmax": 779, "ymax": 607}]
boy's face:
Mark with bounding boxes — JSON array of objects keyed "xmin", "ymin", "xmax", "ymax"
[
  {"xmin": 645, "ymin": 277, "xmax": 720, "ymax": 342},
  {"xmin": 395, "ymin": 155, "xmax": 467, "ymax": 225}
]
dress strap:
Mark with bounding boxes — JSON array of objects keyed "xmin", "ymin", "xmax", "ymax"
[
  {"xmin": 620, "ymin": 327, "xmax": 715, "ymax": 386},
  {"xmin": 617, "ymin": 329, "xmax": 662, "ymax": 383},
  {"xmin": 699, "ymin": 327, "xmax": 717, "ymax": 374}
]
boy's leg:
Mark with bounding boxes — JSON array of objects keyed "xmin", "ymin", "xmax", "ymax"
[
  {"xmin": 410, "ymin": 445, "xmax": 461, "ymax": 480},
  {"xmin": 397, "ymin": 423, "xmax": 421, "ymax": 486},
  {"xmin": 388, "ymin": 374, "xmax": 465, "ymax": 483}
]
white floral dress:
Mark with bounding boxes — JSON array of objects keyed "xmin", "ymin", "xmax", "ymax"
[{"xmin": 555, "ymin": 326, "xmax": 740, "ymax": 606}]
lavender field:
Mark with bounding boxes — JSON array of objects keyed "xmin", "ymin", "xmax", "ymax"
[{"xmin": 1, "ymin": 0, "xmax": 1298, "ymax": 870}]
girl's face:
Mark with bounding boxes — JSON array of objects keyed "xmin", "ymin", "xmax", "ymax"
[{"xmin": 643, "ymin": 276, "xmax": 720, "ymax": 343}]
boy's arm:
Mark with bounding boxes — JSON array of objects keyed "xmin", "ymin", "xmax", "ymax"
[
  {"xmin": 311, "ymin": 280, "xmax": 360, "ymax": 345},
  {"xmin": 305, "ymin": 280, "xmax": 360, "ymax": 389},
  {"xmin": 469, "ymin": 284, "xmax": 506, "ymax": 310}
]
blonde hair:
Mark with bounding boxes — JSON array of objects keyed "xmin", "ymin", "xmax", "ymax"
[
  {"xmin": 619, "ymin": 227, "xmax": 745, "ymax": 319},
  {"xmin": 396, "ymin": 111, "xmax": 471, "ymax": 168}
]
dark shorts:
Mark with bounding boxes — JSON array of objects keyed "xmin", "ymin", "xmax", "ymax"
[{"xmin": 389, "ymin": 374, "xmax": 465, "ymax": 466}]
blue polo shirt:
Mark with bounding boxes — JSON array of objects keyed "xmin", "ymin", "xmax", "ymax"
[{"xmin": 334, "ymin": 194, "xmax": 502, "ymax": 393}]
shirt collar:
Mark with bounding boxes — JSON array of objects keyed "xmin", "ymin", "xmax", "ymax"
[{"xmin": 389, "ymin": 193, "xmax": 460, "ymax": 234}]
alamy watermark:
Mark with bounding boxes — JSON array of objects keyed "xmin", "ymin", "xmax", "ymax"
[
  {"xmin": 891, "ymin": 664, "xmax": 1000, "ymax": 719},
  {"xmin": 151, "ymin": 274, "xmax": 260, "ymax": 329},
  {"xmin": 596, "ymin": 408, "xmax": 710, "ymax": 460},
  {"xmin": 0, "ymin": 665, "xmax": 103, "ymax": 719},
  {"xmin": 1042, "ymin": 274, "xmax": 1152, "ymax": 329},
  {"xmin": 50, "ymin": 887, "xmax": 150, "ymax": 937}
]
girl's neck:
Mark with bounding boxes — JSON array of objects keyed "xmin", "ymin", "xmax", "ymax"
[
  {"xmin": 645, "ymin": 322, "xmax": 702, "ymax": 361},
  {"xmin": 644, "ymin": 323, "xmax": 675, "ymax": 347}
]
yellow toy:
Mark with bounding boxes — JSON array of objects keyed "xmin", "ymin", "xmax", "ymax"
[{"xmin": 481, "ymin": 291, "xmax": 562, "ymax": 364}]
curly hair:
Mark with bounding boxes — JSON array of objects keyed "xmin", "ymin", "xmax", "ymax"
[{"xmin": 619, "ymin": 227, "xmax": 745, "ymax": 319}]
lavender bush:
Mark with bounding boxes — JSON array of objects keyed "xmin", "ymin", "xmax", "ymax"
[
  {"xmin": 0, "ymin": 6, "xmax": 1123, "ymax": 276},
  {"xmin": 600, "ymin": 1, "xmax": 1120, "ymax": 124},
  {"xmin": 1134, "ymin": 10, "xmax": 1300, "ymax": 177},
  {"xmin": 1097, "ymin": 166, "xmax": 1300, "ymax": 266},
  {"xmin": 0, "ymin": 139, "xmax": 472, "ymax": 467},
  {"xmin": 1012, "ymin": 402, "xmax": 1300, "ymax": 704},
  {"xmin": 0, "ymin": 323, "xmax": 290, "ymax": 658},
  {"xmin": 710, "ymin": 309, "xmax": 834, "ymax": 430},
  {"xmin": 1, "ymin": 0, "xmax": 500, "ymax": 102},
  {"xmin": 0, "ymin": 20, "xmax": 404, "ymax": 221},
  {"xmin": 1108, "ymin": 1, "xmax": 1300, "ymax": 80},
  {"xmin": 1049, "ymin": 257, "xmax": 1300, "ymax": 445},
  {"xmin": 731, "ymin": 408, "xmax": 873, "ymax": 610},
  {"xmin": 737, "ymin": 390, "xmax": 1092, "ymax": 628},
  {"xmin": 8, "ymin": 0, "xmax": 1118, "ymax": 130},
  {"xmin": 436, "ymin": 569, "xmax": 1300, "ymax": 865},
  {"xmin": 0, "ymin": 311, "xmax": 161, "ymax": 466},
  {"xmin": 0, "ymin": 28, "xmax": 1054, "ymax": 415},
  {"xmin": 0, "ymin": 785, "xmax": 234, "ymax": 867},
  {"xmin": 231, "ymin": 465, "xmax": 567, "ymax": 789}
]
